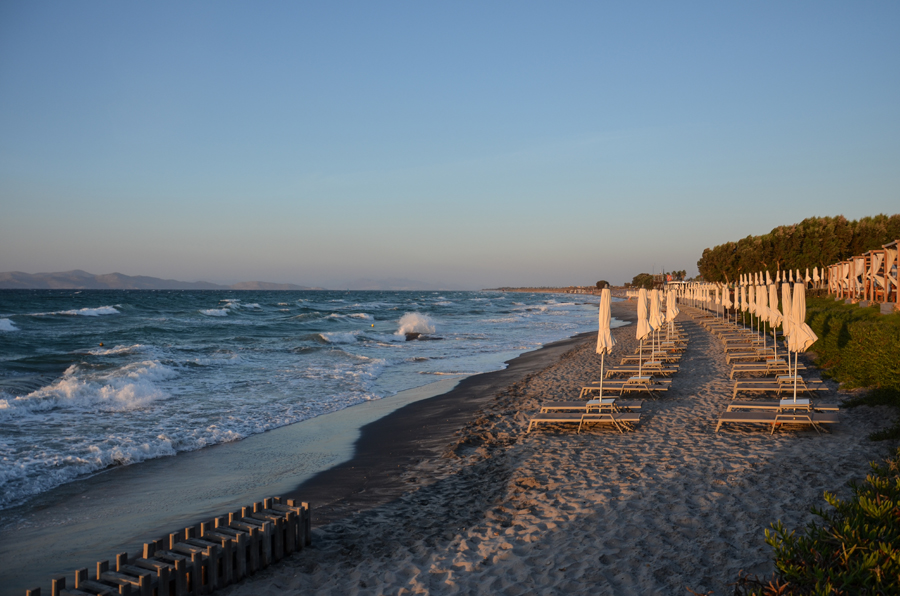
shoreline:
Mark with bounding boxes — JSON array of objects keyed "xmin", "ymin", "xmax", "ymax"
[
  {"xmin": 1, "ymin": 312, "xmax": 626, "ymax": 596},
  {"xmin": 283, "ymin": 329, "xmax": 613, "ymax": 526}
]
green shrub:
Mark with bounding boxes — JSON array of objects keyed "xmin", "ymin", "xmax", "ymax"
[
  {"xmin": 804, "ymin": 297, "xmax": 900, "ymax": 440},
  {"xmin": 734, "ymin": 449, "xmax": 900, "ymax": 595}
]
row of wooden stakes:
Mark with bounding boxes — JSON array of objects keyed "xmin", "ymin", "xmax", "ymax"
[{"xmin": 25, "ymin": 497, "xmax": 311, "ymax": 596}]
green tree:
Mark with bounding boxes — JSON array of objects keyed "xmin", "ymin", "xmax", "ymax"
[
  {"xmin": 596, "ymin": 280, "xmax": 609, "ymax": 289},
  {"xmin": 631, "ymin": 273, "xmax": 654, "ymax": 289}
]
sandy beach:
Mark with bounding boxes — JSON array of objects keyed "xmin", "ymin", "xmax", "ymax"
[{"xmin": 214, "ymin": 301, "xmax": 896, "ymax": 595}]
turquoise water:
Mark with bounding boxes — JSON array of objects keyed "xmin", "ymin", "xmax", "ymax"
[{"xmin": 0, "ymin": 289, "xmax": 622, "ymax": 511}]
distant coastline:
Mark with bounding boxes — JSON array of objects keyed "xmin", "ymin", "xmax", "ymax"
[{"xmin": 0, "ymin": 270, "xmax": 322, "ymax": 291}]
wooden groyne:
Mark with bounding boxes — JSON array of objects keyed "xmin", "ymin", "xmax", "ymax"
[{"xmin": 24, "ymin": 496, "xmax": 310, "ymax": 596}]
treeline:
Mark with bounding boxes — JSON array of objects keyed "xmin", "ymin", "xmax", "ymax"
[{"xmin": 697, "ymin": 214, "xmax": 900, "ymax": 283}]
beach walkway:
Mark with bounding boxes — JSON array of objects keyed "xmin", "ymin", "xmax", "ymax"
[{"xmin": 220, "ymin": 302, "xmax": 893, "ymax": 596}]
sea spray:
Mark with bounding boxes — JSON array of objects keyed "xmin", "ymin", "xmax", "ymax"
[{"xmin": 396, "ymin": 312, "xmax": 436, "ymax": 336}]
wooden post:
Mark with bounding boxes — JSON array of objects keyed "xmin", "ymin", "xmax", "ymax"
[
  {"xmin": 97, "ymin": 560, "xmax": 110, "ymax": 580},
  {"xmin": 51, "ymin": 576, "xmax": 65, "ymax": 596},
  {"xmin": 25, "ymin": 589, "xmax": 40, "ymax": 596},
  {"xmin": 74, "ymin": 569, "xmax": 88, "ymax": 590},
  {"xmin": 190, "ymin": 552, "xmax": 202, "ymax": 596}
]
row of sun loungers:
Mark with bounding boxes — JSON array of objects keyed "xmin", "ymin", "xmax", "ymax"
[
  {"xmin": 687, "ymin": 307, "xmax": 841, "ymax": 434},
  {"xmin": 527, "ymin": 323, "xmax": 689, "ymax": 433},
  {"xmin": 527, "ymin": 307, "xmax": 842, "ymax": 436}
]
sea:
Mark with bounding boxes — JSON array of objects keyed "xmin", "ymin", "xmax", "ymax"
[{"xmin": 0, "ymin": 289, "xmax": 623, "ymax": 513}]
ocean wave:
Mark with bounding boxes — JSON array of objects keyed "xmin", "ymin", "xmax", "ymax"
[
  {"xmin": 0, "ymin": 319, "xmax": 18, "ymax": 332},
  {"xmin": 201, "ymin": 309, "xmax": 229, "ymax": 317},
  {"xmin": 32, "ymin": 306, "xmax": 120, "ymax": 317},
  {"xmin": 83, "ymin": 344, "xmax": 146, "ymax": 356},
  {"xmin": 433, "ymin": 301, "xmax": 454, "ymax": 306},
  {"xmin": 0, "ymin": 360, "xmax": 176, "ymax": 419},
  {"xmin": 317, "ymin": 331, "xmax": 360, "ymax": 344},
  {"xmin": 396, "ymin": 312, "xmax": 436, "ymax": 335}
]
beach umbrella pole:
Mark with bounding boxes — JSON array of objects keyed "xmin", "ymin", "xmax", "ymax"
[{"xmin": 600, "ymin": 352, "xmax": 605, "ymax": 399}]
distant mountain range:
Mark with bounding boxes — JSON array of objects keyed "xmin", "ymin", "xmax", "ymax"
[{"xmin": 0, "ymin": 270, "xmax": 321, "ymax": 290}]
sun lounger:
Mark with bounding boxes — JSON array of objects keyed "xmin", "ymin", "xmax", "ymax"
[
  {"xmin": 732, "ymin": 379, "xmax": 828, "ymax": 399},
  {"xmin": 730, "ymin": 360, "xmax": 806, "ymax": 379},
  {"xmin": 605, "ymin": 364, "xmax": 678, "ymax": 377},
  {"xmin": 580, "ymin": 377, "xmax": 670, "ymax": 397},
  {"xmin": 715, "ymin": 411, "xmax": 839, "ymax": 433},
  {"xmin": 539, "ymin": 399, "xmax": 643, "ymax": 413},
  {"xmin": 526, "ymin": 411, "xmax": 642, "ymax": 433},
  {"xmin": 725, "ymin": 400, "xmax": 840, "ymax": 413}
]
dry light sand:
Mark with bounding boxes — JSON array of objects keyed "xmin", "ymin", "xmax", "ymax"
[{"xmin": 220, "ymin": 302, "xmax": 897, "ymax": 595}]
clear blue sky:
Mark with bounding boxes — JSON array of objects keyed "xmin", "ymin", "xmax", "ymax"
[{"xmin": 1, "ymin": 2, "xmax": 897, "ymax": 288}]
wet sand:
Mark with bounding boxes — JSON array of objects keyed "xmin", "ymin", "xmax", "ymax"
[{"xmin": 218, "ymin": 301, "xmax": 896, "ymax": 595}]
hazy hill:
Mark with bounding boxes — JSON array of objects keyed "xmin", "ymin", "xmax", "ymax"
[{"xmin": 0, "ymin": 270, "xmax": 320, "ymax": 290}]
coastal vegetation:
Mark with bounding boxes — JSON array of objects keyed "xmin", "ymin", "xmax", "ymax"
[
  {"xmin": 805, "ymin": 297, "xmax": 900, "ymax": 440},
  {"xmin": 696, "ymin": 214, "xmax": 900, "ymax": 283},
  {"xmin": 733, "ymin": 448, "xmax": 900, "ymax": 596}
]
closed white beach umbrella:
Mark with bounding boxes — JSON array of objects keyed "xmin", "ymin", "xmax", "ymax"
[
  {"xmin": 741, "ymin": 285, "xmax": 748, "ymax": 312},
  {"xmin": 805, "ymin": 268, "xmax": 811, "ymax": 283},
  {"xmin": 789, "ymin": 283, "xmax": 818, "ymax": 353},
  {"xmin": 636, "ymin": 288, "xmax": 651, "ymax": 377},
  {"xmin": 595, "ymin": 288, "xmax": 616, "ymax": 399},
  {"xmin": 666, "ymin": 289, "xmax": 680, "ymax": 322},
  {"xmin": 813, "ymin": 267, "xmax": 820, "ymax": 282},
  {"xmin": 649, "ymin": 289, "xmax": 664, "ymax": 330},
  {"xmin": 781, "ymin": 282, "xmax": 793, "ymax": 359},
  {"xmin": 637, "ymin": 289, "xmax": 651, "ymax": 341},
  {"xmin": 768, "ymin": 284, "xmax": 782, "ymax": 328},
  {"xmin": 787, "ymin": 282, "xmax": 819, "ymax": 403},
  {"xmin": 766, "ymin": 270, "xmax": 772, "ymax": 286},
  {"xmin": 758, "ymin": 283, "xmax": 769, "ymax": 324},
  {"xmin": 768, "ymin": 284, "xmax": 783, "ymax": 360},
  {"xmin": 748, "ymin": 284, "xmax": 756, "ymax": 315},
  {"xmin": 777, "ymin": 270, "xmax": 782, "ymax": 283},
  {"xmin": 597, "ymin": 288, "xmax": 616, "ymax": 355},
  {"xmin": 789, "ymin": 270, "xmax": 794, "ymax": 283},
  {"xmin": 796, "ymin": 269, "xmax": 802, "ymax": 284}
]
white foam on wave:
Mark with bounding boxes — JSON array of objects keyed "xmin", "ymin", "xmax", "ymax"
[
  {"xmin": 0, "ymin": 319, "xmax": 18, "ymax": 332},
  {"xmin": 201, "ymin": 309, "xmax": 229, "ymax": 317},
  {"xmin": 433, "ymin": 301, "xmax": 453, "ymax": 306},
  {"xmin": 318, "ymin": 331, "xmax": 360, "ymax": 344},
  {"xmin": 33, "ymin": 306, "xmax": 120, "ymax": 317},
  {"xmin": 326, "ymin": 313, "xmax": 373, "ymax": 321},
  {"xmin": 396, "ymin": 312, "xmax": 436, "ymax": 335},
  {"xmin": 83, "ymin": 344, "xmax": 145, "ymax": 356},
  {"xmin": 0, "ymin": 360, "xmax": 177, "ymax": 419},
  {"xmin": 243, "ymin": 303, "xmax": 261, "ymax": 309}
]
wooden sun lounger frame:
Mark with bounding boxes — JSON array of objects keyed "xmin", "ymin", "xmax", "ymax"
[
  {"xmin": 732, "ymin": 379, "xmax": 827, "ymax": 399},
  {"xmin": 526, "ymin": 411, "xmax": 642, "ymax": 433},
  {"xmin": 539, "ymin": 399, "xmax": 644, "ymax": 413},
  {"xmin": 715, "ymin": 411, "xmax": 839, "ymax": 434},
  {"xmin": 725, "ymin": 400, "xmax": 840, "ymax": 413}
]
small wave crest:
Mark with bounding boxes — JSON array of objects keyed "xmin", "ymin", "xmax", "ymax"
[
  {"xmin": 317, "ymin": 331, "xmax": 360, "ymax": 344},
  {"xmin": 0, "ymin": 360, "xmax": 177, "ymax": 419},
  {"xmin": 201, "ymin": 309, "xmax": 229, "ymax": 317},
  {"xmin": 33, "ymin": 306, "xmax": 120, "ymax": 317},
  {"xmin": 396, "ymin": 312, "xmax": 436, "ymax": 336},
  {"xmin": 0, "ymin": 319, "xmax": 18, "ymax": 332},
  {"xmin": 83, "ymin": 344, "xmax": 145, "ymax": 356}
]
